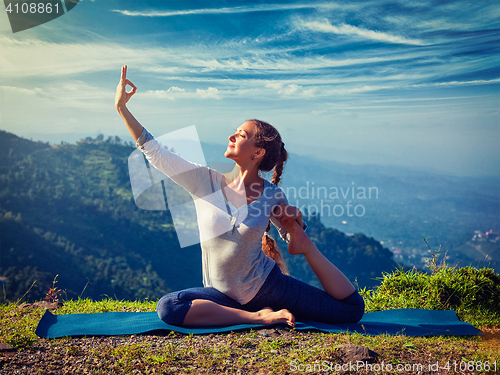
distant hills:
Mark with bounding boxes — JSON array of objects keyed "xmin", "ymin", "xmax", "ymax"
[{"xmin": 0, "ymin": 129, "xmax": 401, "ymax": 302}]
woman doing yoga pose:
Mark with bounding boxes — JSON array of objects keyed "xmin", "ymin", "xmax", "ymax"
[{"xmin": 116, "ymin": 65, "xmax": 364, "ymax": 327}]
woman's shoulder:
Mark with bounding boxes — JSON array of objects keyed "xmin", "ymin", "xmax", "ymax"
[
  {"xmin": 264, "ymin": 178, "xmax": 283, "ymax": 190},
  {"xmin": 264, "ymin": 179, "xmax": 287, "ymax": 201}
]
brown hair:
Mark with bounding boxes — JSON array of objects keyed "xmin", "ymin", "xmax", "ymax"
[{"xmin": 250, "ymin": 119, "xmax": 289, "ymax": 275}]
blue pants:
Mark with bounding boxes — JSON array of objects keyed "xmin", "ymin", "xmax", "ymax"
[{"xmin": 157, "ymin": 263, "xmax": 364, "ymax": 326}]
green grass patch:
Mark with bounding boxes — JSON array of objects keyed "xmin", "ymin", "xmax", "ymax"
[
  {"xmin": 1, "ymin": 265, "xmax": 499, "ymax": 374},
  {"xmin": 0, "ymin": 298, "xmax": 156, "ymax": 350},
  {"xmin": 361, "ymin": 266, "xmax": 500, "ymax": 327}
]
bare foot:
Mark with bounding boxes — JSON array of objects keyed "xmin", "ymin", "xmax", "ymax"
[
  {"xmin": 256, "ymin": 307, "xmax": 295, "ymax": 327},
  {"xmin": 280, "ymin": 220, "xmax": 314, "ymax": 256}
]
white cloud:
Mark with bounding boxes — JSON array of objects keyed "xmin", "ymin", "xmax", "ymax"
[
  {"xmin": 0, "ymin": 85, "xmax": 42, "ymax": 96},
  {"xmin": 411, "ymin": 78, "xmax": 500, "ymax": 88},
  {"xmin": 141, "ymin": 66, "xmax": 182, "ymax": 74},
  {"xmin": 265, "ymin": 82, "xmax": 319, "ymax": 98},
  {"xmin": 196, "ymin": 87, "xmax": 220, "ymax": 99},
  {"xmin": 142, "ymin": 86, "xmax": 220, "ymax": 100},
  {"xmin": 0, "ymin": 37, "xmax": 150, "ymax": 78},
  {"xmin": 143, "ymin": 87, "xmax": 185, "ymax": 100},
  {"xmin": 111, "ymin": 3, "xmax": 354, "ymax": 17},
  {"xmin": 311, "ymin": 109, "xmax": 327, "ymax": 115},
  {"xmin": 1, "ymin": 81, "xmax": 111, "ymax": 109},
  {"xmin": 301, "ymin": 88, "xmax": 317, "ymax": 97},
  {"xmin": 282, "ymin": 84, "xmax": 300, "ymax": 95},
  {"xmin": 266, "ymin": 82, "xmax": 301, "ymax": 96},
  {"xmin": 298, "ymin": 19, "xmax": 426, "ymax": 46},
  {"xmin": 385, "ymin": 2, "xmax": 500, "ymax": 32},
  {"xmin": 0, "ymin": 34, "xmax": 429, "ymax": 85},
  {"xmin": 168, "ymin": 86, "xmax": 185, "ymax": 92},
  {"xmin": 265, "ymin": 82, "xmax": 284, "ymax": 91},
  {"xmin": 0, "ymin": 19, "xmax": 496, "ymax": 109}
]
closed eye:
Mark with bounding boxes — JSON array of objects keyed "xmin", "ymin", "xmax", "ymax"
[{"xmin": 234, "ymin": 129, "xmax": 246, "ymax": 138}]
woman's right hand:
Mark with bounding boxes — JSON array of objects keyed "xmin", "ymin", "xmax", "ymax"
[
  {"xmin": 272, "ymin": 203, "xmax": 306, "ymax": 230},
  {"xmin": 115, "ymin": 65, "xmax": 137, "ymax": 110}
]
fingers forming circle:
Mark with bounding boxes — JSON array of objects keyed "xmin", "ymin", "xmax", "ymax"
[{"xmin": 125, "ymin": 79, "xmax": 136, "ymax": 89}]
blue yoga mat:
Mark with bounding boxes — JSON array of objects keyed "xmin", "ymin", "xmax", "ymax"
[{"xmin": 36, "ymin": 308, "xmax": 481, "ymax": 339}]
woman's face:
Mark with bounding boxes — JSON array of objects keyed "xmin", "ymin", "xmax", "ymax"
[{"xmin": 224, "ymin": 121, "xmax": 262, "ymax": 162}]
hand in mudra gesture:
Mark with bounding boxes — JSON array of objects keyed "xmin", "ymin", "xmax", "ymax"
[{"xmin": 115, "ymin": 65, "xmax": 137, "ymax": 109}]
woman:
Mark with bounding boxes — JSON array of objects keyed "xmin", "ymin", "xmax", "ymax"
[{"xmin": 116, "ymin": 65, "xmax": 364, "ymax": 327}]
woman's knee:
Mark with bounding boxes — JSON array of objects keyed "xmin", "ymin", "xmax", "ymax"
[
  {"xmin": 345, "ymin": 291, "xmax": 365, "ymax": 323},
  {"xmin": 156, "ymin": 292, "xmax": 192, "ymax": 326},
  {"xmin": 323, "ymin": 291, "xmax": 365, "ymax": 324}
]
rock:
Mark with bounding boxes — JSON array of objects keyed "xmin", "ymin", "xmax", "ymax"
[
  {"xmin": 258, "ymin": 328, "xmax": 281, "ymax": 338},
  {"xmin": 335, "ymin": 344, "xmax": 378, "ymax": 363},
  {"xmin": 16, "ymin": 303, "xmax": 32, "ymax": 310},
  {"xmin": 17, "ymin": 302, "xmax": 63, "ymax": 312},
  {"xmin": 32, "ymin": 301, "xmax": 64, "ymax": 311},
  {"xmin": 0, "ymin": 343, "xmax": 14, "ymax": 352},
  {"xmin": 0, "ymin": 342, "xmax": 15, "ymax": 357}
]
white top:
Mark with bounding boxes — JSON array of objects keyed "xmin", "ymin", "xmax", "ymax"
[{"xmin": 136, "ymin": 128, "xmax": 292, "ymax": 304}]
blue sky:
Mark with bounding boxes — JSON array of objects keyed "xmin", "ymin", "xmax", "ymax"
[{"xmin": 0, "ymin": 0, "xmax": 499, "ymax": 176}]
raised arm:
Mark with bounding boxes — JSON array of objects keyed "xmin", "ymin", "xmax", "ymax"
[
  {"xmin": 115, "ymin": 65, "xmax": 143, "ymax": 141},
  {"xmin": 115, "ymin": 65, "xmax": 212, "ymax": 195}
]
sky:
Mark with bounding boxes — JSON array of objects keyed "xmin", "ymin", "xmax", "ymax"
[{"xmin": 0, "ymin": 0, "xmax": 499, "ymax": 177}]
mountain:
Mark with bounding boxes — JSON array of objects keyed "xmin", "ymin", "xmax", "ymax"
[{"xmin": 0, "ymin": 129, "xmax": 396, "ymax": 302}]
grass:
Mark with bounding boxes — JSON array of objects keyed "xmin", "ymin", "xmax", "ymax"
[
  {"xmin": 0, "ymin": 298, "xmax": 157, "ymax": 350},
  {"xmin": 360, "ymin": 265, "xmax": 500, "ymax": 328},
  {"xmin": 1, "ymin": 263, "xmax": 499, "ymax": 374}
]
